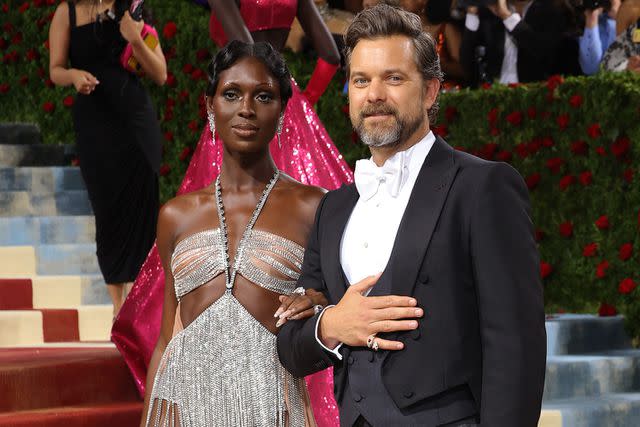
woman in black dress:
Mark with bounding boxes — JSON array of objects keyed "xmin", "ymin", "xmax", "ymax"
[{"xmin": 49, "ymin": 0, "xmax": 166, "ymax": 317}]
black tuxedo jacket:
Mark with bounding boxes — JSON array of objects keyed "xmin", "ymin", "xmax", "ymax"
[
  {"xmin": 277, "ymin": 137, "xmax": 546, "ymax": 426},
  {"xmin": 460, "ymin": 0, "xmax": 580, "ymax": 86}
]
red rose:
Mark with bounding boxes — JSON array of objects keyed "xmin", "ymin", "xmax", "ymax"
[
  {"xmin": 33, "ymin": 0, "xmax": 43, "ymax": 6},
  {"xmin": 166, "ymin": 72, "xmax": 176, "ymax": 87},
  {"xmin": 445, "ymin": 106, "xmax": 457, "ymax": 123},
  {"xmin": 527, "ymin": 107, "xmax": 537, "ymax": 120},
  {"xmin": 541, "ymin": 137, "xmax": 554, "ymax": 148},
  {"xmin": 163, "ymin": 110, "xmax": 173, "ymax": 122},
  {"xmin": 595, "ymin": 215, "xmax": 610, "ymax": 230},
  {"xmin": 182, "ymin": 63, "xmax": 193, "ymax": 74},
  {"xmin": 188, "ymin": 120, "xmax": 199, "ymax": 133},
  {"xmin": 42, "ymin": 101, "xmax": 54, "ymax": 113},
  {"xmin": 587, "ymin": 123, "xmax": 601, "ymax": 139},
  {"xmin": 18, "ymin": 1, "xmax": 29, "ymax": 13},
  {"xmin": 0, "ymin": 83, "xmax": 9, "ymax": 93},
  {"xmin": 540, "ymin": 261, "xmax": 553, "ymax": 279},
  {"xmin": 179, "ymin": 90, "xmax": 190, "ymax": 102},
  {"xmin": 545, "ymin": 157, "xmax": 565, "ymax": 174},
  {"xmin": 506, "ymin": 111, "xmax": 523, "ymax": 126},
  {"xmin": 11, "ymin": 32, "xmax": 22, "ymax": 45},
  {"xmin": 489, "ymin": 127, "xmax": 500, "ymax": 136},
  {"xmin": 19, "ymin": 75, "xmax": 28, "ymax": 85},
  {"xmin": 618, "ymin": 278, "xmax": 637, "ymax": 295},
  {"xmin": 196, "ymin": 48, "xmax": 209, "ymax": 62},
  {"xmin": 162, "ymin": 22, "xmax": 177, "ymax": 39},
  {"xmin": 3, "ymin": 22, "xmax": 14, "ymax": 33},
  {"xmin": 481, "ymin": 82, "xmax": 491, "ymax": 90},
  {"xmin": 598, "ymin": 302, "xmax": 617, "ymax": 317},
  {"xmin": 496, "ymin": 150, "xmax": 512, "ymax": 162},
  {"xmin": 515, "ymin": 143, "xmax": 529, "ymax": 159},
  {"xmin": 583, "ymin": 242, "xmax": 598, "ymax": 257},
  {"xmin": 559, "ymin": 174, "xmax": 575, "ymax": 191},
  {"xmin": 159, "ymin": 164, "xmax": 171, "ymax": 176},
  {"xmin": 556, "ymin": 114, "xmax": 569, "ymax": 130},
  {"xmin": 528, "ymin": 139, "xmax": 542, "ymax": 155},
  {"xmin": 596, "ymin": 260, "xmax": 609, "ymax": 279},
  {"xmin": 166, "ymin": 97, "xmax": 176, "ymax": 108},
  {"xmin": 623, "ymin": 169, "xmax": 633, "ymax": 183},
  {"xmin": 526, "ymin": 173, "xmax": 541, "ymax": 190},
  {"xmin": 570, "ymin": 140, "xmax": 588, "ymax": 155},
  {"xmin": 2, "ymin": 4, "xmax": 8, "ymax": 13},
  {"xmin": 611, "ymin": 136, "xmax": 630, "ymax": 158},
  {"xmin": 191, "ymin": 68, "xmax": 205, "ymax": 81},
  {"xmin": 569, "ymin": 94, "xmax": 583, "ymax": 108},
  {"xmin": 62, "ymin": 95, "xmax": 74, "ymax": 107},
  {"xmin": 547, "ymin": 74, "xmax": 564, "ymax": 89},
  {"xmin": 535, "ymin": 229, "xmax": 545, "ymax": 242},
  {"xmin": 559, "ymin": 221, "xmax": 573, "ymax": 237},
  {"xmin": 47, "ymin": 0, "xmax": 56, "ymax": 6},
  {"xmin": 25, "ymin": 48, "xmax": 37, "ymax": 61},
  {"xmin": 163, "ymin": 131, "xmax": 173, "ymax": 142},
  {"xmin": 478, "ymin": 143, "xmax": 498, "ymax": 160},
  {"xmin": 579, "ymin": 170, "xmax": 593, "ymax": 186},
  {"xmin": 432, "ymin": 124, "xmax": 448, "ymax": 137},
  {"xmin": 619, "ymin": 243, "xmax": 633, "ymax": 261},
  {"xmin": 487, "ymin": 108, "xmax": 499, "ymax": 125},
  {"xmin": 595, "ymin": 146, "xmax": 606, "ymax": 156},
  {"xmin": 179, "ymin": 146, "xmax": 193, "ymax": 161}
]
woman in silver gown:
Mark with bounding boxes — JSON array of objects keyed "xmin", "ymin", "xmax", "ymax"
[{"xmin": 141, "ymin": 41, "xmax": 328, "ymax": 427}]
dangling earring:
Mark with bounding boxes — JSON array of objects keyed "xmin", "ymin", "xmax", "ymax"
[
  {"xmin": 208, "ymin": 111, "xmax": 216, "ymax": 138},
  {"xmin": 276, "ymin": 115, "xmax": 284, "ymax": 149}
]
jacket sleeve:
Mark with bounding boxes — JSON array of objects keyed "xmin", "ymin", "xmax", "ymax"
[
  {"xmin": 470, "ymin": 163, "xmax": 546, "ymax": 427},
  {"xmin": 276, "ymin": 193, "xmax": 337, "ymax": 378}
]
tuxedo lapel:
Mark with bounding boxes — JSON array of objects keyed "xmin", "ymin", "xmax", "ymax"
[
  {"xmin": 323, "ymin": 184, "xmax": 359, "ymax": 303},
  {"xmin": 388, "ymin": 136, "xmax": 459, "ymax": 297}
]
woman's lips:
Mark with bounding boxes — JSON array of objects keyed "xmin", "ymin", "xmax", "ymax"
[{"xmin": 231, "ymin": 124, "xmax": 258, "ymax": 137}]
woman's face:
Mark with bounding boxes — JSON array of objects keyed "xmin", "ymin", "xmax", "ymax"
[{"xmin": 209, "ymin": 56, "xmax": 283, "ymax": 155}]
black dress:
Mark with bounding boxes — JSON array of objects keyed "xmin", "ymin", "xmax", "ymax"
[{"xmin": 67, "ymin": 2, "xmax": 161, "ymax": 284}]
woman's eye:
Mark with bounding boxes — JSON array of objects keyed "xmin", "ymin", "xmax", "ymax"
[
  {"xmin": 257, "ymin": 93, "xmax": 273, "ymax": 103},
  {"xmin": 223, "ymin": 91, "xmax": 238, "ymax": 101}
]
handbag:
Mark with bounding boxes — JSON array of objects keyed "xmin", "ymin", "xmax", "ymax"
[{"xmin": 119, "ymin": 0, "xmax": 158, "ymax": 75}]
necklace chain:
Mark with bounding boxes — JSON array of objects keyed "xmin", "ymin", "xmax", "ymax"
[{"xmin": 215, "ymin": 170, "xmax": 280, "ymax": 291}]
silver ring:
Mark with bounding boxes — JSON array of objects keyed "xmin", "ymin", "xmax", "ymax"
[
  {"xmin": 366, "ymin": 333, "xmax": 376, "ymax": 349},
  {"xmin": 372, "ymin": 339, "xmax": 379, "ymax": 352},
  {"xmin": 313, "ymin": 304, "xmax": 324, "ymax": 315},
  {"xmin": 292, "ymin": 287, "xmax": 306, "ymax": 296}
]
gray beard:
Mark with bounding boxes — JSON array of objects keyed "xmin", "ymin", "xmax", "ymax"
[{"xmin": 356, "ymin": 112, "xmax": 424, "ymax": 149}]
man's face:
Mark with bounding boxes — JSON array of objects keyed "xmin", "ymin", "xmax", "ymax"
[{"xmin": 348, "ymin": 35, "xmax": 431, "ymax": 148}]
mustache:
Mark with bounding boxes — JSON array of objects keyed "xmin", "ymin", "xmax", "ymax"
[{"xmin": 359, "ymin": 103, "xmax": 398, "ymax": 119}]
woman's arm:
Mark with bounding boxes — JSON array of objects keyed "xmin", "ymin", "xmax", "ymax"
[
  {"xmin": 139, "ymin": 204, "xmax": 180, "ymax": 426},
  {"xmin": 49, "ymin": 2, "xmax": 99, "ymax": 94},
  {"xmin": 120, "ymin": 11, "xmax": 167, "ymax": 85},
  {"xmin": 208, "ymin": 0, "xmax": 253, "ymax": 43}
]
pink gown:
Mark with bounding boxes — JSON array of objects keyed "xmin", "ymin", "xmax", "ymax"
[{"xmin": 111, "ymin": 35, "xmax": 352, "ymax": 427}]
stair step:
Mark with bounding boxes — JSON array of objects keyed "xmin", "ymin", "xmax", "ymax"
[
  {"xmin": 0, "ymin": 216, "xmax": 95, "ymax": 245},
  {"xmin": 0, "ymin": 279, "xmax": 33, "ymax": 310},
  {"xmin": 0, "ymin": 167, "xmax": 85, "ymax": 192},
  {"xmin": 0, "ymin": 144, "xmax": 73, "ymax": 167},
  {"xmin": 0, "ymin": 305, "xmax": 112, "ymax": 346},
  {"xmin": 0, "ymin": 191, "xmax": 92, "ymax": 217},
  {"xmin": 0, "ymin": 276, "xmax": 107, "ymax": 309},
  {"xmin": 0, "ymin": 347, "xmax": 139, "ymax": 413},
  {"xmin": 0, "ymin": 402, "xmax": 142, "ymax": 427},
  {"xmin": 35, "ymin": 244, "xmax": 100, "ymax": 275},
  {"xmin": 544, "ymin": 350, "xmax": 640, "ymax": 400},
  {"xmin": 0, "ymin": 246, "xmax": 36, "ymax": 276},
  {"xmin": 546, "ymin": 314, "xmax": 631, "ymax": 355},
  {"xmin": 543, "ymin": 393, "xmax": 640, "ymax": 427},
  {"xmin": 0, "ymin": 123, "xmax": 42, "ymax": 145}
]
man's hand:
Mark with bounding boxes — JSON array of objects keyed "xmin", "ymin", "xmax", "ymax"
[
  {"xmin": 488, "ymin": 0, "xmax": 512, "ymax": 20},
  {"xmin": 584, "ymin": 7, "xmax": 603, "ymax": 29},
  {"xmin": 318, "ymin": 274, "xmax": 422, "ymax": 351}
]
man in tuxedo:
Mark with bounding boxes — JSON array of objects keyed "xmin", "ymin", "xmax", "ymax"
[{"xmin": 277, "ymin": 4, "xmax": 546, "ymax": 426}]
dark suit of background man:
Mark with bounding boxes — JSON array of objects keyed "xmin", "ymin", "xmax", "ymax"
[{"xmin": 277, "ymin": 4, "xmax": 546, "ymax": 427}]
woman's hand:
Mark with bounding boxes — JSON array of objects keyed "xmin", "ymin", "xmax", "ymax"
[
  {"xmin": 274, "ymin": 288, "xmax": 328, "ymax": 327},
  {"xmin": 71, "ymin": 69, "xmax": 99, "ymax": 94},
  {"xmin": 119, "ymin": 11, "xmax": 144, "ymax": 44}
]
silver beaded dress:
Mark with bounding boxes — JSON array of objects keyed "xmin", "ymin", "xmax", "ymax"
[{"xmin": 145, "ymin": 226, "xmax": 314, "ymax": 427}]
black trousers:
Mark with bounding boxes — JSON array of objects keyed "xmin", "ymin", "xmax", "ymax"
[{"xmin": 353, "ymin": 415, "xmax": 480, "ymax": 427}]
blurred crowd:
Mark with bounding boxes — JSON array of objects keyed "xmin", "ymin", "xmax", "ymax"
[{"xmin": 305, "ymin": 0, "xmax": 640, "ymax": 87}]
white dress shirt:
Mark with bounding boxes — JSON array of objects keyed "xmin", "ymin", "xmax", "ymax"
[
  {"xmin": 465, "ymin": 3, "xmax": 532, "ymax": 84},
  {"xmin": 315, "ymin": 131, "xmax": 436, "ymax": 359}
]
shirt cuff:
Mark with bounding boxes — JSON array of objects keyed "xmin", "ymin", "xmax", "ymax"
[
  {"xmin": 465, "ymin": 13, "xmax": 480, "ymax": 32},
  {"xmin": 503, "ymin": 13, "xmax": 522, "ymax": 32},
  {"xmin": 314, "ymin": 305, "xmax": 343, "ymax": 360}
]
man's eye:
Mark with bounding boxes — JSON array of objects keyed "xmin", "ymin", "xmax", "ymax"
[
  {"xmin": 353, "ymin": 78, "xmax": 368, "ymax": 86},
  {"xmin": 388, "ymin": 75, "xmax": 402, "ymax": 82}
]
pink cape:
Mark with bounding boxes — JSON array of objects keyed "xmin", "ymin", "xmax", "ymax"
[{"xmin": 111, "ymin": 83, "xmax": 352, "ymax": 427}]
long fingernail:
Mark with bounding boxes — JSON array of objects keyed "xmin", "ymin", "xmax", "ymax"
[
  {"xmin": 274, "ymin": 308, "xmax": 283, "ymax": 318},
  {"xmin": 276, "ymin": 318, "xmax": 284, "ymax": 327}
]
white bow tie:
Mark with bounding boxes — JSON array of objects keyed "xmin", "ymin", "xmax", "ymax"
[{"xmin": 354, "ymin": 153, "xmax": 408, "ymax": 201}]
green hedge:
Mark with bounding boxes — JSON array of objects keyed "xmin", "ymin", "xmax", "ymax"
[{"xmin": 1, "ymin": 1, "xmax": 639, "ymax": 338}]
